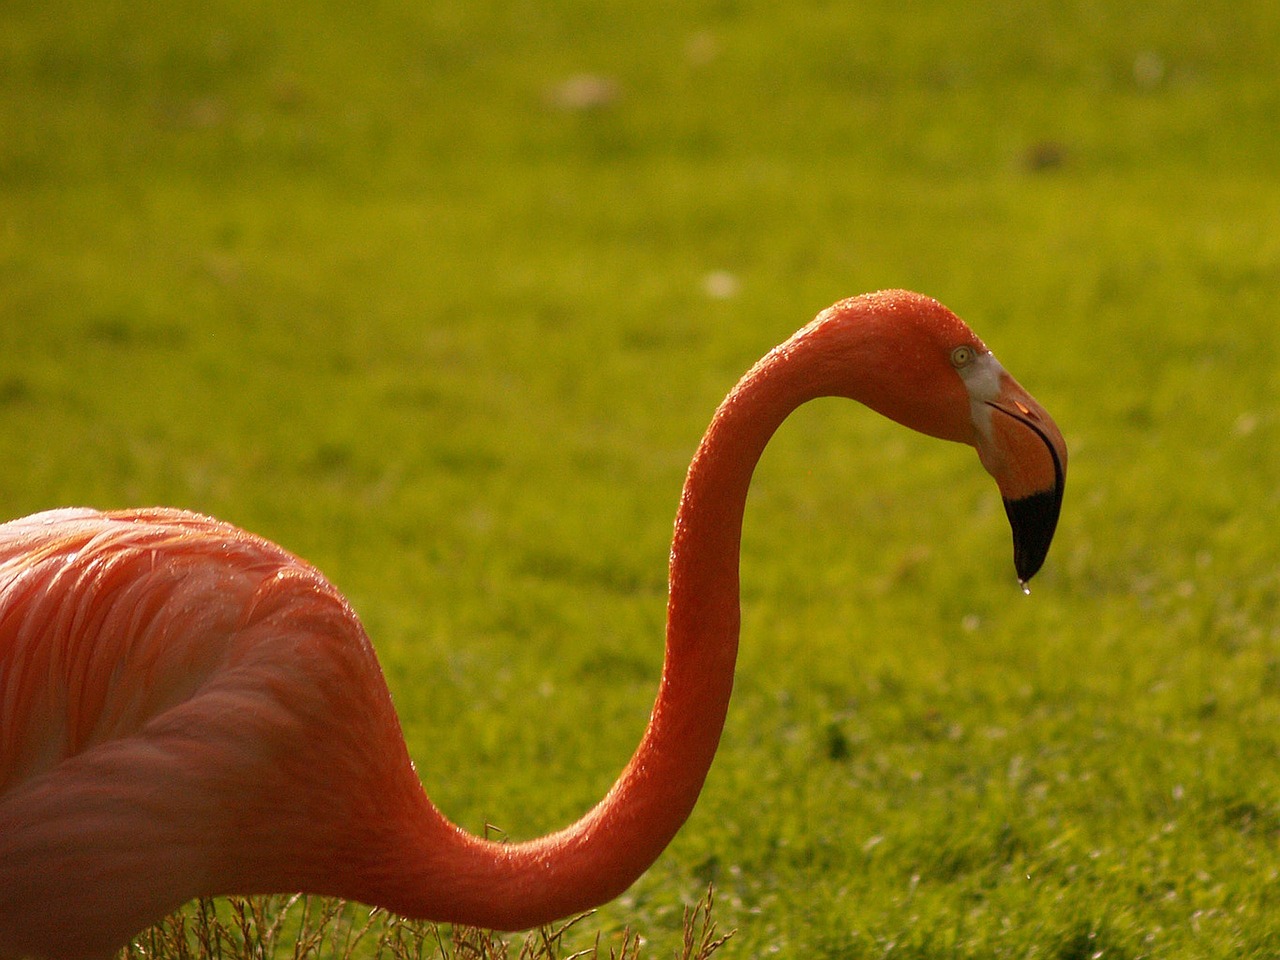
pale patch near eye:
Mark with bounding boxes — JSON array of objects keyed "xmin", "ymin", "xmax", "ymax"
[{"xmin": 957, "ymin": 352, "xmax": 1005, "ymax": 437}]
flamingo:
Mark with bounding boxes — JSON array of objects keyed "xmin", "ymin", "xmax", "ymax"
[{"xmin": 0, "ymin": 290, "xmax": 1066, "ymax": 960}]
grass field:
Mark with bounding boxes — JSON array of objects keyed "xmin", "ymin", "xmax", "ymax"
[{"xmin": 3, "ymin": 0, "xmax": 1280, "ymax": 957}]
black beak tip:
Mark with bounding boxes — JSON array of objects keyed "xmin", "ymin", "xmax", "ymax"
[{"xmin": 1004, "ymin": 488, "xmax": 1063, "ymax": 585}]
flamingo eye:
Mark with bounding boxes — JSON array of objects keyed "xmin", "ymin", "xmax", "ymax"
[{"xmin": 950, "ymin": 345, "xmax": 977, "ymax": 368}]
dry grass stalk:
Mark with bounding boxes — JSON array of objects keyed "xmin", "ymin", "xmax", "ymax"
[{"xmin": 118, "ymin": 887, "xmax": 732, "ymax": 960}]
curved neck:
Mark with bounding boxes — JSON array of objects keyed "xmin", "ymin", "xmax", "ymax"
[{"xmin": 368, "ymin": 339, "xmax": 827, "ymax": 929}]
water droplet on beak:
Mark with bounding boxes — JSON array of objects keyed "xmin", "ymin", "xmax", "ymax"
[{"xmin": 1018, "ymin": 580, "xmax": 1031, "ymax": 596}]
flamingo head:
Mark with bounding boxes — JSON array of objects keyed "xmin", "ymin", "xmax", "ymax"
[{"xmin": 808, "ymin": 290, "xmax": 1068, "ymax": 584}]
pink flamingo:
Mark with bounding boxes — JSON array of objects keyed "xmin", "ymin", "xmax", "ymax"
[{"xmin": 0, "ymin": 291, "xmax": 1065, "ymax": 960}]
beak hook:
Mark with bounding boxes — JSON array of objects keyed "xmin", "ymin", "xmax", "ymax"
[{"xmin": 986, "ymin": 401, "xmax": 1066, "ymax": 584}]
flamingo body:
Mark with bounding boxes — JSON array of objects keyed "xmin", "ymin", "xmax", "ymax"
[
  {"xmin": 0, "ymin": 509, "xmax": 433, "ymax": 956},
  {"xmin": 0, "ymin": 291, "xmax": 1066, "ymax": 960}
]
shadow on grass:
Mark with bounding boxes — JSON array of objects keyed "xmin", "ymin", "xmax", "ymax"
[{"xmin": 119, "ymin": 887, "xmax": 732, "ymax": 960}]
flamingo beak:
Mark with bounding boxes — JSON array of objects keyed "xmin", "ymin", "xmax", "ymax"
[{"xmin": 976, "ymin": 375, "xmax": 1067, "ymax": 585}]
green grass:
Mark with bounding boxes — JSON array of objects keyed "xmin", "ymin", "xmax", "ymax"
[{"xmin": 3, "ymin": 0, "xmax": 1280, "ymax": 956}]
